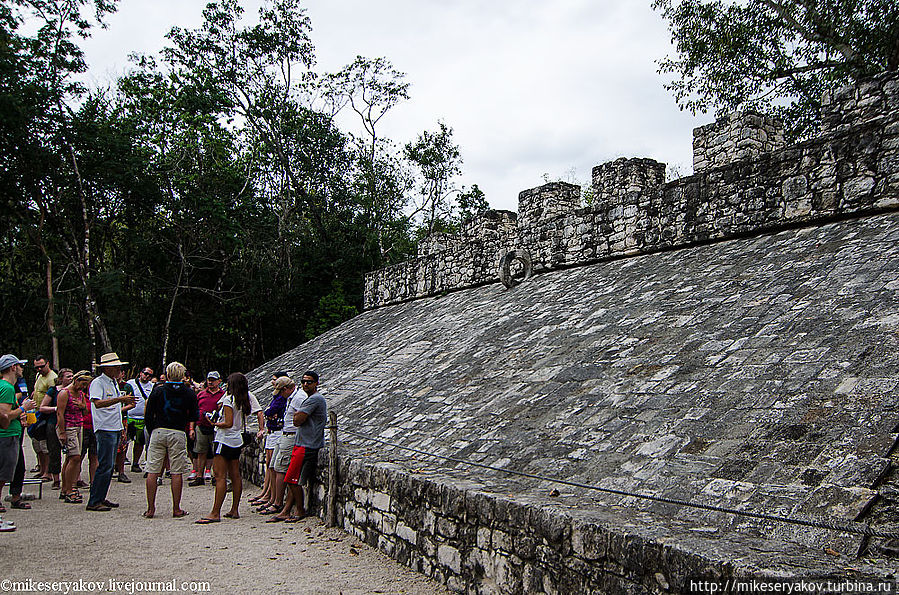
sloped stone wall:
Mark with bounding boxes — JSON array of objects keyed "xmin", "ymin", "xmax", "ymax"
[{"xmin": 363, "ymin": 71, "xmax": 899, "ymax": 310}]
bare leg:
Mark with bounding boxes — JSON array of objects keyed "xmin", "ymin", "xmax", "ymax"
[
  {"xmin": 227, "ymin": 459, "xmax": 241, "ymax": 518},
  {"xmin": 287, "ymin": 483, "xmax": 306, "ymax": 517},
  {"xmin": 144, "ymin": 472, "xmax": 159, "ymax": 517},
  {"xmin": 171, "ymin": 473, "xmax": 184, "ymax": 516},
  {"xmin": 272, "ymin": 471, "xmax": 286, "ymax": 507},
  {"xmin": 206, "ymin": 455, "xmax": 227, "ymax": 520}
]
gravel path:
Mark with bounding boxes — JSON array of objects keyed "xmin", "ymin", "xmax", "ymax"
[{"xmin": 3, "ymin": 451, "xmax": 448, "ymax": 595}]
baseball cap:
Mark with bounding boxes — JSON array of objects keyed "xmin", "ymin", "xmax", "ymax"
[
  {"xmin": 207, "ymin": 371, "xmax": 221, "ymax": 380},
  {"xmin": 0, "ymin": 354, "xmax": 27, "ymax": 372},
  {"xmin": 272, "ymin": 376, "xmax": 295, "ymax": 394}
]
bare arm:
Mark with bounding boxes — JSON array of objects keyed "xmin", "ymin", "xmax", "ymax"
[
  {"xmin": 292, "ymin": 411, "xmax": 309, "ymax": 427},
  {"xmin": 39, "ymin": 392, "xmax": 55, "ymax": 415},
  {"xmin": 214, "ymin": 405, "xmax": 234, "ymax": 429}
]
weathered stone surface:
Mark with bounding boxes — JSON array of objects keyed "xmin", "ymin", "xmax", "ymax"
[{"xmin": 245, "ymin": 72, "xmax": 899, "ymax": 594}]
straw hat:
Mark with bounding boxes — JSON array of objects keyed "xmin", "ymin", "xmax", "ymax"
[{"xmin": 97, "ymin": 352, "xmax": 128, "ymax": 367}]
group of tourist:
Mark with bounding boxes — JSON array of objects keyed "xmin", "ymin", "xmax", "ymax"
[{"xmin": 0, "ymin": 350, "xmax": 327, "ymax": 532}]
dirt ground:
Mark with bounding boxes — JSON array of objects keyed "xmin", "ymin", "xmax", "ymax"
[{"xmin": 3, "ymin": 448, "xmax": 449, "ymax": 595}]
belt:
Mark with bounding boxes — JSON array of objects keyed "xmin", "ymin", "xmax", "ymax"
[{"xmin": 282, "ymin": 431, "xmax": 295, "ymax": 435}]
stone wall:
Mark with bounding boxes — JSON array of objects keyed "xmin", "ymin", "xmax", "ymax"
[
  {"xmin": 363, "ymin": 71, "xmax": 899, "ymax": 310},
  {"xmin": 287, "ymin": 454, "xmax": 888, "ymax": 595},
  {"xmin": 692, "ymin": 112, "xmax": 786, "ymax": 173}
]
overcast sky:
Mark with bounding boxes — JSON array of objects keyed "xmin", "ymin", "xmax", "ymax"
[{"xmin": 79, "ymin": 0, "xmax": 710, "ymax": 212}]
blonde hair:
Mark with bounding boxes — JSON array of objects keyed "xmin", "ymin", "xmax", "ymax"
[{"xmin": 165, "ymin": 361, "xmax": 187, "ymax": 382}]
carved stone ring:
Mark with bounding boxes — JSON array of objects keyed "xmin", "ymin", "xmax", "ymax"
[{"xmin": 498, "ymin": 249, "xmax": 533, "ymax": 289}]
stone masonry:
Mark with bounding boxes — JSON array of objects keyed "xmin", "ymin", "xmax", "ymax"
[
  {"xmin": 363, "ymin": 71, "xmax": 899, "ymax": 310},
  {"xmin": 246, "ymin": 72, "xmax": 899, "ymax": 594}
]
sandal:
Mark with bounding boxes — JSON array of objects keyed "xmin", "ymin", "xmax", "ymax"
[
  {"xmin": 194, "ymin": 517, "xmax": 220, "ymax": 524},
  {"xmin": 10, "ymin": 499, "xmax": 31, "ymax": 510},
  {"xmin": 172, "ymin": 510, "xmax": 189, "ymax": 518},
  {"xmin": 257, "ymin": 504, "xmax": 280, "ymax": 514},
  {"xmin": 64, "ymin": 493, "xmax": 83, "ymax": 504}
]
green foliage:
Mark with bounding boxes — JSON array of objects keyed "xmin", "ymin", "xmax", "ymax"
[
  {"xmin": 654, "ymin": 0, "xmax": 899, "ymax": 139},
  {"xmin": 0, "ymin": 0, "xmax": 481, "ymax": 374},
  {"xmin": 304, "ymin": 281, "xmax": 359, "ymax": 341}
]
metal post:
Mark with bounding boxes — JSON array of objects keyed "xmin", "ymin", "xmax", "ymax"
[{"xmin": 327, "ymin": 411, "xmax": 338, "ymax": 527}]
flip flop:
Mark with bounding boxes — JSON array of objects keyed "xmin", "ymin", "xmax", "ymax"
[
  {"xmin": 257, "ymin": 505, "xmax": 280, "ymax": 514},
  {"xmin": 284, "ymin": 515, "xmax": 304, "ymax": 523},
  {"xmin": 142, "ymin": 511, "xmax": 154, "ymax": 518},
  {"xmin": 10, "ymin": 500, "xmax": 31, "ymax": 510},
  {"xmin": 223, "ymin": 512, "xmax": 239, "ymax": 519},
  {"xmin": 172, "ymin": 510, "xmax": 189, "ymax": 518},
  {"xmin": 266, "ymin": 515, "xmax": 289, "ymax": 523},
  {"xmin": 194, "ymin": 517, "xmax": 220, "ymax": 524}
]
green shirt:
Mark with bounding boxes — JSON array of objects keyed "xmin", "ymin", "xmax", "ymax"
[{"xmin": 0, "ymin": 379, "xmax": 21, "ymax": 438}]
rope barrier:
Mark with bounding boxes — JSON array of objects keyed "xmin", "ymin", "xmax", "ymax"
[{"xmin": 335, "ymin": 427, "xmax": 899, "ymax": 540}]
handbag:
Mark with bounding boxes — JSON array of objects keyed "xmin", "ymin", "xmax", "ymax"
[
  {"xmin": 27, "ymin": 416, "xmax": 48, "ymax": 440},
  {"xmin": 239, "ymin": 407, "xmax": 254, "ymax": 447}
]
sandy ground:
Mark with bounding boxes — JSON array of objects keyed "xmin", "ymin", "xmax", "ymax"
[{"xmin": 2, "ymin": 447, "xmax": 449, "ymax": 595}]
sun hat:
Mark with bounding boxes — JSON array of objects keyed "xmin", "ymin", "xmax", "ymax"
[{"xmin": 97, "ymin": 352, "xmax": 128, "ymax": 367}]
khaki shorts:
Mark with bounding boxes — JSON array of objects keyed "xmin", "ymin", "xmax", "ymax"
[
  {"xmin": 146, "ymin": 428, "xmax": 191, "ymax": 475},
  {"xmin": 193, "ymin": 426, "xmax": 215, "ymax": 456},
  {"xmin": 273, "ymin": 433, "xmax": 295, "ymax": 473},
  {"xmin": 65, "ymin": 427, "xmax": 83, "ymax": 455},
  {"xmin": 31, "ymin": 437, "xmax": 48, "ymax": 454}
]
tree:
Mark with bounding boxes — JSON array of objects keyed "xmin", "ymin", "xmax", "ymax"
[
  {"xmin": 653, "ymin": 0, "xmax": 899, "ymax": 138},
  {"xmin": 1, "ymin": 0, "xmax": 119, "ymax": 363},
  {"xmin": 404, "ymin": 121, "xmax": 462, "ymax": 236},
  {"xmin": 324, "ymin": 55, "xmax": 413, "ymax": 261}
]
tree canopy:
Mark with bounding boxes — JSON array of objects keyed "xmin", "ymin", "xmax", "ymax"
[
  {"xmin": 654, "ymin": 0, "xmax": 899, "ymax": 138},
  {"xmin": 0, "ymin": 0, "xmax": 481, "ymax": 375}
]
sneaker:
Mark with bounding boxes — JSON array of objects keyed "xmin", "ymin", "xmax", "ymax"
[
  {"xmin": 0, "ymin": 520, "xmax": 15, "ymax": 532},
  {"xmin": 117, "ymin": 473, "xmax": 131, "ymax": 484},
  {"xmin": 204, "ymin": 471, "xmax": 212, "ymax": 480},
  {"xmin": 187, "ymin": 471, "xmax": 197, "ymax": 481},
  {"xmin": 188, "ymin": 478, "xmax": 205, "ymax": 487},
  {"xmin": 130, "ymin": 464, "xmax": 142, "ymax": 473},
  {"xmin": 156, "ymin": 477, "xmax": 163, "ymax": 486}
]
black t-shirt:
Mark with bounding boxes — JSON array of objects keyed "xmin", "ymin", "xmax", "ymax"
[{"xmin": 144, "ymin": 382, "xmax": 199, "ymax": 434}]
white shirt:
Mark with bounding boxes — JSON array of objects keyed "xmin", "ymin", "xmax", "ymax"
[
  {"xmin": 213, "ymin": 394, "xmax": 244, "ymax": 448},
  {"xmin": 213, "ymin": 392, "xmax": 262, "ymax": 448},
  {"xmin": 126, "ymin": 378, "xmax": 154, "ymax": 419},
  {"xmin": 89, "ymin": 373, "xmax": 124, "ymax": 432},
  {"xmin": 281, "ymin": 388, "xmax": 304, "ymax": 434}
]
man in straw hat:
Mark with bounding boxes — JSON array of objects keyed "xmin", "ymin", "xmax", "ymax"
[{"xmin": 86, "ymin": 352, "xmax": 135, "ymax": 511}]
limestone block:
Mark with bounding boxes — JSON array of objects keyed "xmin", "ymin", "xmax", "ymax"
[
  {"xmin": 396, "ymin": 522, "xmax": 418, "ymax": 545},
  {"xmin": 438, "ymin": 544, "xmax": 462, "ymax": 573},
  {"xmin": 371, "ymin": 491, "xmax": 391, "ymax": 512},
  {"xmin": 492, "ymin": 528, "xmax": 513, "ymax": 553}
]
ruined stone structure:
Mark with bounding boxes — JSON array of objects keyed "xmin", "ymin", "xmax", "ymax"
[{"xmin": 245, "ymin": 71, "xmax": 899, "ymax": 594}]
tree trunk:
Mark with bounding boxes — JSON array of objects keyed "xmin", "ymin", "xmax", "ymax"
[
  {"xmin": 45, "ymin": 258, "xmax": 59, "ymax": 368},
  {"xmin": 161, "ymin": 243, "xmax": 187, "ymax": 369}
]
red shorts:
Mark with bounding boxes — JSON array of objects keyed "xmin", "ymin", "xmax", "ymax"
[{"xmin": 284, "ymin": 446, "xmax": 319, "ymax": 485}]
